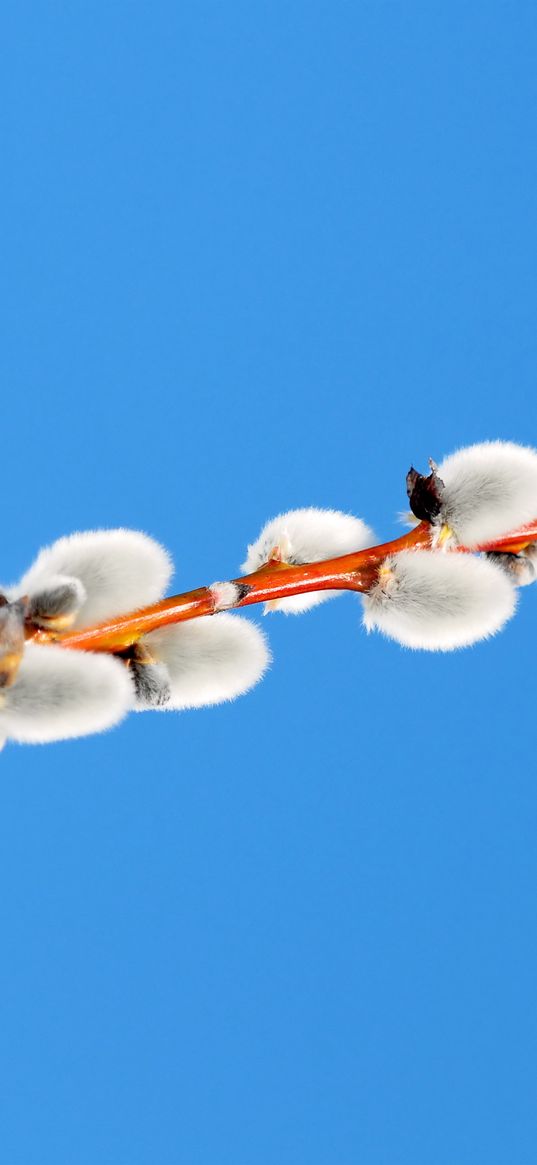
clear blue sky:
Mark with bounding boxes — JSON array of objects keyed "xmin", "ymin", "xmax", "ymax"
[{"xmin": 1, "ymin": 4, "xmax": 537, "ymax": 1162}]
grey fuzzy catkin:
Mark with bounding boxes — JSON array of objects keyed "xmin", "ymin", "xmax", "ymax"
[
  {"xmin": 433, "ymin": 441, "xmax": 537, "ymax": 547},
  {"xmin": 13, "ymin": 529, "xmax": 173, "ymax": 628},
  {"xmin": 242, "ymin": 508, "xmax": 374, "ymax": 613},
  {"xmin": 143, "ymin": 614, "xmax": 271, "ymax": 709},
  {"xmin": 362, "ymin": 550, "xmax": 517, "ymax": 651},
  {"xmin": 0, "ymin": 644, "xmax": 133, "ymax": 745}
]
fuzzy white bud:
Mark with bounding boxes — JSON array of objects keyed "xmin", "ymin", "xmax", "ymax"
[
  {"xmin": 362, "ymin": 550, "xmax": 517, "ymax": 651},
  {"xmin": 142, "ymin": 614, "xmax": 271, "ymax": 709},
  {"xmin": 13, "ymin": 529, "xmax": 173, "ymax": 627},
  {"xmin": 0, "ymin": 644, "xmax": 133, "ymax": 745},
  {"xmin": 242, "ymin": 508, "xmax": 374, "ymax": 614},
  {"xmin": 209, "ymin": 581, "xmax": 242, "ymax": 611},
  {"xmin": 433, "ymin": 441, "xmax": 537, "ymax": 547}
]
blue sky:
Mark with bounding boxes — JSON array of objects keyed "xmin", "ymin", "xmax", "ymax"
[{"xmin": 1, "ymin": 3, "xmax": 537, "ymax": 1162}]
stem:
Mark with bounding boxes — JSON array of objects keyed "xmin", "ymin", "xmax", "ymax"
[
  {"xmin": 30, "ymin": 587, "xmax": 215, "ymax": 652},
  {"xmin": 26, "ymin": 519, "xmax": 537, "ymax": 655}
]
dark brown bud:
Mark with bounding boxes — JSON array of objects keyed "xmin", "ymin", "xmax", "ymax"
[{"xmin": 406, "ymin": 461, "xmax": 445, "ymax": 524}]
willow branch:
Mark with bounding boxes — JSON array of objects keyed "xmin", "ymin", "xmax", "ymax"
[{"xmin": 24, "ymin": 519, "xmax": 537, "ymax": 656}]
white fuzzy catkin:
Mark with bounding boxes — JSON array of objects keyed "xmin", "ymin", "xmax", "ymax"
[
  {"xmin": 242, "ymin": 508, "xmax": 375, "ymax": 614},
  {"xmin": 434, "ymin": 441, "xmax": 537, "ymax": 547},
  {"xmin": 0, "ymin": 644, "xmax": 133, "ymax": 745},
  {"xmin": 362, "ymin": 550, "xmax": 517, "ymax": 651},
  {"xmin": 142, "ymin": 614, "xmax": 271, "ymax": 709},
  {"xmin": 13, "ymin": 529, "xmax": 173, "ymax": 627}
]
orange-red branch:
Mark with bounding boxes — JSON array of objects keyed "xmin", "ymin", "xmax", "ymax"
[
  {"xmin": 30, "ymin": 587, "xmax": 215, "ymax": 652},
  {"xmin": 27, "ymin": 519, "xmax": 537, "ymax": 655},
  {"xmin": 475, "ymin": 519, "xmax": 537, "ymax": 553}
]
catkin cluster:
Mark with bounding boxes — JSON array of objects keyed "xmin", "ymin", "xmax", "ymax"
[{"xmin": 1, "ymin": 440, "xmax": 536, "ymax": 749}]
